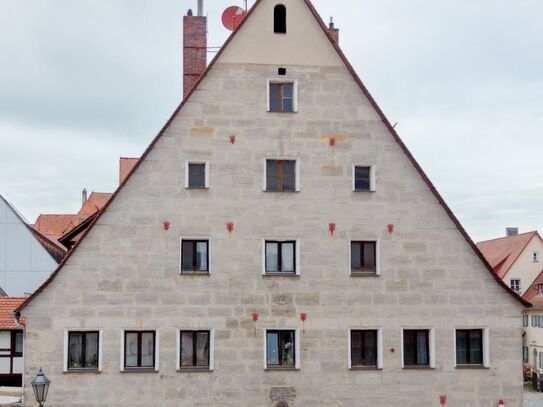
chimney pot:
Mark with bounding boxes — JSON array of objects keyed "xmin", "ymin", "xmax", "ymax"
[
  {"xmin": 187, "ymin": 9, "xmax": 193, "ymax": 16},
  {"xmin": 197, "ymin": 0, "xmax": 204, "ymax": 16},
  {"xmin": 82, "ymin": 188, "xmax": 88, "ymax": 205},
  {"xmin": 506, "ymin": 227, "xmax": 519, "ymax": 237},
  {"xmin": 328, "ymin": 16, "xmax": 340, "ymax": 44}
]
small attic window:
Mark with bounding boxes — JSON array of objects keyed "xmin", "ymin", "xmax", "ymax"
[
  {"xmin": 274, "ymin": 5, "xmax": 287, "ymax": 33},
  {"xmin": 278, "ymin": 67, "xmax": 286, "ymax": 76}
]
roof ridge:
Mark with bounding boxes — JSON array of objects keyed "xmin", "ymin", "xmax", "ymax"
[
  {"xmin": 477, "ymin": 231, "xmax": 537, "ymax": 244},
  {"xmin": 15, "ymin": 0, "xmax": 530, "ymax": 312}
]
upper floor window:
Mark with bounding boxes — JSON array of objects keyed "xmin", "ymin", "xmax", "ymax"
[
  {"xmin": 533, "ymin": 251, "xmax": 540, "ymax": 262},
  {"xmin": 123, "ymin": 331, "xmax": 157, "ymax": 371},
  {"xmin": 181, "ymin": 239, "xmax": 209, "ymax": 274},
  {"xmin": 265, "ymin": 159, "xmax": 299, "ymax": 192},
  {"xmin": 265, "ymin": 329, "xmax": 299, "ymax": 369},
  {"xmin": 265, "ymin": 241, "xmax": 296, "ymax": 275},
  {"xmin": 274, "ymin": 4, "xmax": 287, "ymax": 33},
  {"xmin": 67, "ymin": 331, "xmax": 99, "ymax": 371},
  {"xmin": 350, "ymin": 330, "xmax": 379, "ymax": 369},
  {"xmin": 353, "ymin": 165, "xmax": 376, "ymax": 192},
  {"xmin": 185, "ymin": 161, "xmax": 209, "ymax": 189},
  {"xmin": 524, "ymin": 314, "xmax": 529, "ymax": 327},
  {"xmin": 402, "ymin": 329, "xmax": 435, "ymax": 368},
  {"xmin": 269, "ymin": 82, "xmax": 294, "ymax": 112},
  {"xmin": 455, "ymin": 329, "xmax": 483, "ymax": 366},
  {"xmin": 350, "ymin": 241, "xmax": 379, "ymax": 275},
  {"xmin": 510, "ymin": 279, "xmax": 521, "ymax": 293},
  {"xmin": 12, "ymin": 331, "xmax": 23, "ymax": 357},
  {"xmin": 179, "ymin": 330, "xmax": 212, "ymax": 370}
]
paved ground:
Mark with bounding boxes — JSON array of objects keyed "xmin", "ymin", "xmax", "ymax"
[{"xmin": 525, "ymin": 391, "xmax": 543, "ymax": 407}]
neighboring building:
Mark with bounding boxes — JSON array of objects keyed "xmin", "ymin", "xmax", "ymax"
[
  {"xmin": 0, "ymin": 195, "xmax": 65, "ymax": 296},
  {"xmin": 0, "ymin": 297, "xmax": 25, "ymax": 388},
  {"xmin": 477, "ymin": 230, "xmax": 543, "ymax": 388},
  {"xmin": 17, "ymin": 1, "xmax": 527, "ymax": 406}
]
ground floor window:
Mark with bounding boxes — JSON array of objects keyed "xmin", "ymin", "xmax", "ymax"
[
  {"xmin": 179, "ymin": 331, "xmax": 210, "ymax": 369},
  {"xmin": 67, "ymin": 331, "xmax": 99, "ymax": 370},
  {"xmin": 124, "ymin": 331, "xmax": 156, "ymax": 370},
  {"xmin": 524, "ymin": 346, "xmax": 529, "ymax": 363},
  {"xmin": 456, "ymin": 329, "xmax": 483, "ymax": 365},
  {"xmin": 403, "ymin": 330, "xmax": 430, "ymax": 367}
]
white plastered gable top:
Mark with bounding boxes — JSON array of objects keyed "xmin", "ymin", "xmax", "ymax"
[{"xmin": 218, "ymin": 0, "xmax": 343, "ymax": 67}]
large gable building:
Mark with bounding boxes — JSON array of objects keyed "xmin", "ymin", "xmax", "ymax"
[{"xmin": 18, "ymin": 1, "xmax": 526, "ymax": 406}]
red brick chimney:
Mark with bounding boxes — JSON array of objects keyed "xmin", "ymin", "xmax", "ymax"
[
  {"xmin": 183, "ymin": 2, "xmax": 207, "ymax": 99},
  {"xmin": 328, "ymin": 17, "xmax": 339, "ymax": 45}
]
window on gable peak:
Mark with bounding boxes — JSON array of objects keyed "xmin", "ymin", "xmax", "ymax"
[
  {"xmin": 533, "ymin": 251, "xmax": 540, "ymax": 262},
  {"xmin": 274, "ymin": 5, "xmax": 287, "ymax": 34},
  {"xmin": 510, "ymin": 279, "xmax": 521, "ymax": 293}
]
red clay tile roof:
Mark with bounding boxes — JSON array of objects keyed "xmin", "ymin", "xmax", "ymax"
[
  {"xmin": 523, "ymin": 270, "xmax": 543, "ymax": 307},
  {"xmin": 0, "ymin": 298, "xmax": 26, "ymax": 329},
  {"xmin": 119, "ymin": 157, "xmax": 139, "ymax": 185},
  {"xmin": 63, "ymin": 192, "xmax": 113, "ymax": 232},
  {"xmin": 33, "ymin": 214, "xmax": 74, "ymax": 243},
  {"xmin": 476, "ymin": 232, "xmax": 541, "ymax": 279},
  {"xmin": 16, "ymin": 0, "xmax": 530, "ymax": 312}
]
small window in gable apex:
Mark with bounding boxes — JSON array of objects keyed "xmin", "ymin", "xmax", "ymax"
[
  {"xmin": 274, "ymin": 4, "xmax": 287, "ymax": 34},
  {"xmin": 278, "ymin": 67, "xmax": 287, "ymax": 76}
]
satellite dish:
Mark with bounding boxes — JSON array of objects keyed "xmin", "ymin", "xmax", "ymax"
[{"xmin": 222, "ymin": 6, "xmax": 247, "ymax": 31}]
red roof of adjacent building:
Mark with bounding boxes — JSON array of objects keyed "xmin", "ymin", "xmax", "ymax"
[
  {"xmin": 523, "ymin": 270, "xmax": 543, "ymax": 308},
  {"xmin": 0, "ymin": 298, "xmax": 26, "ymax": 329},
  {"xmin": 476, "ymin": 232, "xmax": 541, "ymax": 279},
  {"xmin": 63, "ymin": 192, "xmax": 112, "ymax": 232},
  {"xmin": 119, "ymin": 157, "xmax": 139, "ymax": 185},
  {"xmin": 33, "ymin": 214, "xmax": 74, "ymax": 243}
]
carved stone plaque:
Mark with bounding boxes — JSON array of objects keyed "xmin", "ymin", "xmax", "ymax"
[
  {"xmin": 270, "ymin": 387, "xmax": 296, "ymax": 402},
  {"xmin": 273, "ymin": 293, "xmax": 291, "ymax": 305}
]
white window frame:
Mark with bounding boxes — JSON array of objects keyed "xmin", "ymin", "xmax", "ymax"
[
  {"xmin": 533, "ymin": 251, "xmax": 540, "ymax": 263},
  {"xmin": 263, "ymin": 328, "xmax": 301, "ymax": 370},
  {"xmin": 352, "ymin": 164, "xmax": 376, "ymax": 192},
  {"xmin": 63, "ymin": 329, "xmax": 103, "ymax": 372},
  {"xmin": 510, "ymin": 279, "xmax": 521, "ymax": 293},
  {"xmin": 347, "ymin": 328, "xmax": 383, "ymax": 370},
  {"xmin": 453, "ymin": 327, "xmax": 490, "ymax": 368},
  {"xmin": 262, "ymin": 238, "xmax": 301, "ymax": 276},
  {"xmin": 400, "ymin": 327, "xmax": 436, "ymax": 369},
  {"xmin": 179, "ymin": 236, "xmax": 211, "ymax": 275},
  {"xmin": 176, "ymin": 328, "xmax": 215, "ymax": 372},
  {"xmin": 349, "ymin": 239, "xmax": 381, "ymax": 276},
  {"xmin": 185, "ymin": 160, "xmax": 209, "ymax": 189},
  {"xmin": 262, "ymin": 157, "xmax": 301, "ymax": 192},
  {"xmin": 266, "ymin": 79, "xmax": 298, "ymax": 113},
  {"xmin": 120, "ymin": 329, "xmax": 160, "ymax": 372}
]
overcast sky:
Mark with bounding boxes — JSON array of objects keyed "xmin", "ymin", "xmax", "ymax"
[{"xmin": 0, "ymin": 0, "xmax": 542, "ymax": 242}]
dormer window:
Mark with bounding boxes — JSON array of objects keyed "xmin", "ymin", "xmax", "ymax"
[{"xmin": 274, "ymin": 5, "xmax": 287, "ymax": 33}]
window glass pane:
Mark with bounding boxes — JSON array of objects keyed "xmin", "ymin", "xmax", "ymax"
[
  {"xmin": 266, "ymin": 243, "xmax": 279, "ymax": 272},
  {"xmin": 416, "ymin": 331, "xmax": 429, "ymax": 365},
  {"xmin": 270, "ymin": 84, "xmax": 280, "ymax": 98},
  {"xmin": 267, "ymin": 332, "xmax": 279, "ymax": 365},
  {"xmin": 351, "ymin": 331, "xmax": 363, "ymax": 366},
  {"xmin": 182, "ymin": 241, "xmax": 194, "ymax": 271},
  {"xmin": 68, "ymin": 333, "xmax": 83, "ymax": 368},
  {"xmin": 281, "ymin": 331, "xmax": 295, "ymax": 366},
  {"xmin": 270, "ymin": 97, "xmax": 281, "ymax": 112},
  {"xmin": 469, "ymin": 330, "xmax": 483, "ymax": 364},
  {"xmin": 196, "ymin": 242, "xmax": 208, "ymax": 271},
  {"xmin": 283, "ymin": 98, "xmax": 293, "ymax": 112},
  {"xmin": 266, "ymin": 161, "xmax": 279, "ymax": 191},
  {"xmin": 403, "ymin": 331, "xmax": 416, "ymax": 366},
  {"xmin": 364, "ymin": 331, "xmax": 377, "ymax": 366},
  {"xmin": 141, "ymin": 333, "xmax": 154, "ymax": 367},
  {"xmin": 189, "ymin": 164, "xmax": 206, "ymax": 188},
  {"xmin": 363, "ymin": 242, "xmax": 376, "ymax": 272},
  {"xmin": 85, "ymin": 333, "xmax": 99, "ymax": 368},
  {"xmin": 14, "ymin": 332, "xmax": 23, "ymax": 355},
  {"xmin": 282, "ymin": 243, "xmax": 295, "ymax": 272},
  {"xmin": 181, "ymin": 332, "xmax": 194, "ymax": 367},
  {"xmin": 355, "ymin": 166, "xmax": 370, "ymax": 190},
  {"xmin": 456, "ymin": 330, "xmax": 467, "ymax": 364},
  {"xmin": 196, "ymin": 332, "xmax": 210, "ymax": 367},
  {"xmin": 282, "ymin": 161, "xmax": 296, "ymax": 191},
  {"xmin": 351, "ymin": 242, "xmax": 361, "ymax": 271},
  {"xmin": 283, "ymin": 84, "xmax": 293, "ymax": 98},
  {"xmin": 125, "ymin": 333, "xmax": 139, "ymax": 367}
]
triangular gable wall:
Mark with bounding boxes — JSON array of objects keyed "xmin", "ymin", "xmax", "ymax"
[{"xmin": 17, "ymin": 0, "xmax": 529, "ymax": 310}]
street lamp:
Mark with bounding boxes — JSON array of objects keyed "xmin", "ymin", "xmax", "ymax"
[{"xmin": 31, "ymin": 368, "xmax": 50, "ymax": 407}]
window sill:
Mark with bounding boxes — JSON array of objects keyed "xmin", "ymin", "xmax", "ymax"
[
  {"xmin": 64, "ymin": 369, "xmax": 101, "ymax": 374},
  {"xmin": 267, "ymin": 111, "xmax": 297, "ymax": 114},
  {"xmin": 265, "ymin": 366, "xmax": 299, "ymax": 372},
  {"xmin": 263, "ymin": 190, "xmax": 300, "ymax": 193},
  {"xmin": 180, "ymin": 271, "xmax": 210, "ymax": 276},
  {"xmin": 350, "ymin": 272, "xmax": 379, "ymax": 278},
  {"xmin": 121, "ymin": 368, "xmax": 159, "ymax": 373},
  {"xmin": 353, "ymin": 190, "xmax": 375, "ymax": 193},
  {"xmin": 349, "ymin": 366, "xmax": 382, "ymax": 371},
  {"xmin": 177, "ymin": 367, "xmax": 212, "ymax": 373},
  {"xmin": 186, "ymin": 187, "xmax": 209, "ymax": 190},
  {"xmin": 455, "ymin": 365, "xmax": 489, "ymax": 370},
  {"xmin": 402, "ymin": 366, "xmax": 434, "ymax": 370},
  {"xmin": 263, "ymin": 273, "xmax": 299, "ymax": 278}
]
